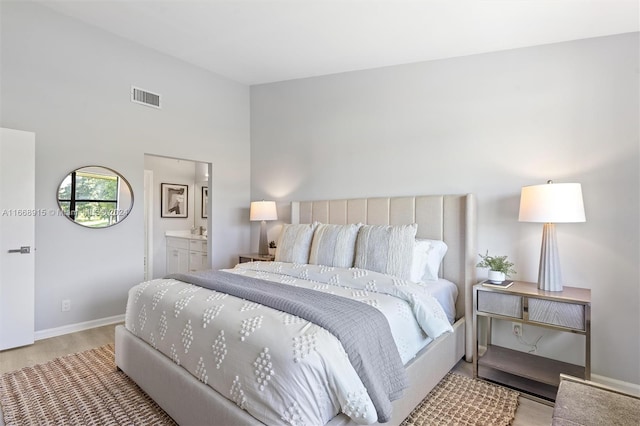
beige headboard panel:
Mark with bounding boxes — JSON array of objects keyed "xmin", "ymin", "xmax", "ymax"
[{"xmin": 291, "ymin": 194, "xmax": 477, "ymax": 360}]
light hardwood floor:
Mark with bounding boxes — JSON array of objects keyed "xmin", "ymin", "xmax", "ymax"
[
  {"xmin": 0, "ymin": 324, "xmax": 553, "ymax": 425},
  {"xmin": 0, "ymin": 324, "xmax": 118, "ymax": 375}
]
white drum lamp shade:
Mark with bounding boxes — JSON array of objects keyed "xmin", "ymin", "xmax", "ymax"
[
  {"xmin": 250, "ymin": 201, "xmax": 278, "ymax": 255},
  {"xmin": 519, "ymin": 182, "xmax": 585, "ymax": 292}
]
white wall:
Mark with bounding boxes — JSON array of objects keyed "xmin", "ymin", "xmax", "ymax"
[
  {"xmin": 0, "ymin": 2, "xmax": 251, "ymax": 331},
  {"xmin": 251, "ymin": 33, "xmax": 640, "ymax": 384}
]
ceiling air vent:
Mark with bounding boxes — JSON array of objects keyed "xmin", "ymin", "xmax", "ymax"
[{"xmin": 131, "ymin": 86, "xmax": 161, "ymax": 109}]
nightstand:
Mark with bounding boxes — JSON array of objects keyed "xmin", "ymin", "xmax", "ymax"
[
  {"xmin": 473, "ymin": 281, "xmax": 591, "ymax": 404},
  {"xmin": 238, "ymin": 253, "xmax": 275, "ymax": 263}
]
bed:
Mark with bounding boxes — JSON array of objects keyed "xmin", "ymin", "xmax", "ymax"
[{"xmin": 115, "ymin": 194, "xmax": 476, "ymax": 425}]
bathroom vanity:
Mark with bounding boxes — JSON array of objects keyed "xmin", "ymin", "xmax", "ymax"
[{"xmin": 165, "ymin": 231, "xmax": 208, "ymax": 274}]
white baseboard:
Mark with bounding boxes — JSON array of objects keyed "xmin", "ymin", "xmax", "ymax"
[
  {"xmin": 591, "ymin": 373, "xmax": 640, "ymax": 397},
  {"xmin": 35, "ymin": 314, "xmax": 125, "ymax": 341}
]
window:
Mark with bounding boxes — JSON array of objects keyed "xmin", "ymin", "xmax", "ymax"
[{"xmin": 58, "ymin": 170, "xmax": 120, "ymax": 227}]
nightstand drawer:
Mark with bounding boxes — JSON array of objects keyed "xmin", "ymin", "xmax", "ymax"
[
  {"xmin": 529, "ymin": 299, "xmax": 585, "ymax": 330},
  {"xmin": 477, "ymin": 291, "xmax": 522, "ymax": 318},
  {"xmin": 238, "ymin": 253, "xmax": 275, "ymax": 264}
]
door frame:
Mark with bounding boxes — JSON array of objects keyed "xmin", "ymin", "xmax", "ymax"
[{"xmin": 144, "ymin": 169, "xmax": 153, "ymax": 280}]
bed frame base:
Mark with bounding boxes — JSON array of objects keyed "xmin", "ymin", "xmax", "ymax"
[{"xmin": 116, "ymin": 319, "xmax": 465, "ymax": 426}]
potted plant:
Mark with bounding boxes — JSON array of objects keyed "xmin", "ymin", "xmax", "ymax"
[
  {"xmin": 268, "ymin": 240, "xmax": 277, "ymax": 256},
  {"xmin": 477, "ymin": 250, "xmax": 516, "ymax": 283}
]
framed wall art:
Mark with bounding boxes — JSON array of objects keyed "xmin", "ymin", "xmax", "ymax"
[
  {"xmin": 201, "ymin": 186, "xmax": 208, "ymax": 218},
  {"xmin": 161, "ymin": 183, "xmax": 188, "ymax": 218}
]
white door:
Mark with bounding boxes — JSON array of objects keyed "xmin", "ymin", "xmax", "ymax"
[{"xmin": 0, "ymin": 128, "xmax": 35, "ymax": 350}]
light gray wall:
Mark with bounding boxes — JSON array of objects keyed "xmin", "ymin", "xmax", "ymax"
[
  {"xmin": 251, "ymin": 33, "xmax": 640, "ymax": 384},
  {"xmin": 1, "ymin": 2, "xmax": 251, "ymax": 331}
]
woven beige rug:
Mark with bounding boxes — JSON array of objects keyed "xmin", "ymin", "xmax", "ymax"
[
  {"xmin": 401, "ymin": 372, "xmax": 519, "ymax": 426},
  {"xmin": 1, "ymin": 345, "xmax": 518, "ymax": 425},
  {"xmin": 0, "ymin": 344, "xmax": 176, "ymax": 425}
]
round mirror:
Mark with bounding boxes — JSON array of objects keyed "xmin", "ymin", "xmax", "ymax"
[{"xmin": 57, "ymin": 166, "xmax": 134, "ymax": 228}]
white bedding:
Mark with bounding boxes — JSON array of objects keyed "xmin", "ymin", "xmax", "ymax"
[
  {"xmin": 418, "ymin": 278, "xmax": 458, "ymax": 325},
  {"xmin": 124, "ymin": 262, "xmax": 454, "ymax": 425}
]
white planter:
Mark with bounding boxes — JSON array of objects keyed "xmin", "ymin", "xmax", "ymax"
[{"xmin": 488, "ymin": 270, "xmax": 506, "ymax": 284}]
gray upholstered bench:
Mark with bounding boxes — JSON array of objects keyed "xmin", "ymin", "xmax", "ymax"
[{"xmin": 552, "ymin": 374, "xmax": 640, "ymax": 425}]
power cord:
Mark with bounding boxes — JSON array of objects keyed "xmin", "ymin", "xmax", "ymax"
[{"xmin": 517, "ymin": 328, "xmax": 544, "ymax": 353}]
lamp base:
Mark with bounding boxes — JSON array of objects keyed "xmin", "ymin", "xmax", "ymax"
[
  {"xmin": 258, "ymin": 220, "xmax": 269, "ymax": 255},
  {"xmin": 538, "ymin": 223, "xmax": 563, "ymax": 292}
]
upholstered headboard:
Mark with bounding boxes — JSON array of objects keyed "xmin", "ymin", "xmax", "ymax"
[{"xmin": 291, "ymin": 194, "xmax": 476, "ymax": 360}]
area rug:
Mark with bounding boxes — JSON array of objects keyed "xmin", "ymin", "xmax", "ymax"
[
  {"xmin": 0, "ymin": 344, "xmax": 176, "ymax": 425},
  {"xmin": 401, "ymin": 372, "xmax": 519, "ymax": 426},
  {"xmin": 1, "ymin": 345, "xmax": 518, "ymax": 425}
]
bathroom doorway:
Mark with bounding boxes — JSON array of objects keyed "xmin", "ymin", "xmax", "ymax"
[{"xmin": 144, "ymin": 154, "xmax": 211, "ymax": 280}]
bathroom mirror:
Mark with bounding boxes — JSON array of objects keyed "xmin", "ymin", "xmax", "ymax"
[{"xmin": 57, "ymin": 165, "xmax": 134, "ymax": 228}]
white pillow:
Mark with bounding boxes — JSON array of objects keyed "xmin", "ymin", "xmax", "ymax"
[
  {"xmin": 275, "ymin": 223, "xmax": 318, "ymax": 264},
  {"xmin": 354, "ymin": 224, "xmax": 417, "ymax": 280},
  {"xmin": 410, "ymin": 239, "xmax": 448, "ymax": 282},
  {"xmin": 309, "ymin": 223, "xmax": 362, "ymax": 268}
]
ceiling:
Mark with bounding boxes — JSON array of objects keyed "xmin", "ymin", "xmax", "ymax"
[{"xmin": 39, "ymin": 0, "xmax": 639, "ymax": 85}]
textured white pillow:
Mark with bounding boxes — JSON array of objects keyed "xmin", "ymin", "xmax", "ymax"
[
  {"xmin": 354, "ymin": 224, "xmax": 418, "ymax": 279},
  {"xmin": 275, "ymin": 223, "xmax": 318, "ymax": 264},
  {"xmin": 410, "ymin": 239, "xmax": 449, "ymax": 282},
  {"xmin": 309, "ymin": 223, "xmax": 362, "ymax": 268}
]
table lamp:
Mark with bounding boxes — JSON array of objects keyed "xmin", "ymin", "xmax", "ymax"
[
  {"xmin": 250, "ymin": 201, "xmax": 278, "ymax": 255},
  {"xmin": 518, "ymin": 181, "xmax": 585, "ymax": 292}
]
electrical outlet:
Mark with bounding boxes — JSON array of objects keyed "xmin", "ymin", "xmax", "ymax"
[
  {"xmin": 61, "ymin": 299, "xmax": 71, "ymax": 312},
  {"xmin": 512, "ymin": 322, "xmax": 522, "ymax": 337}
]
